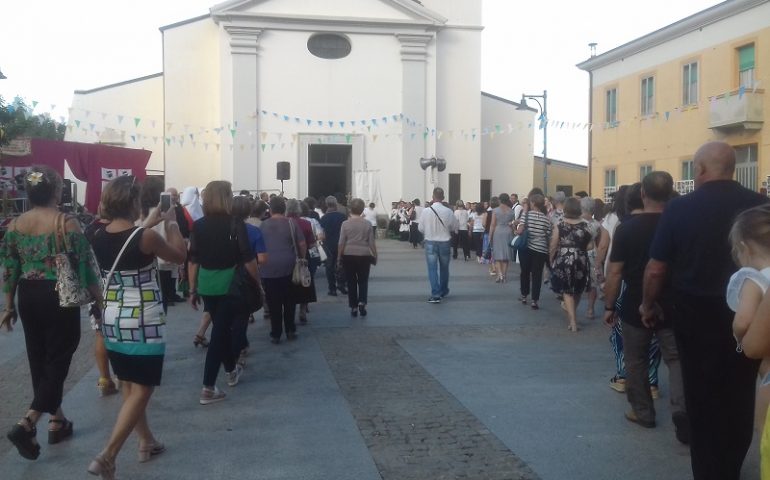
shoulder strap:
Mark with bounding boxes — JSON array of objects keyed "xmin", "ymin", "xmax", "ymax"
[
  {"xmin": 102, "ymin": 227, "xmax": 143, "ymax": 298},
  {"xmin": 288, "ymin": 218, "xmax": 299, "ymax": 257},
  {"xmin": 429, "ymin": 205, "xmax": 446, "ymax": 228}
]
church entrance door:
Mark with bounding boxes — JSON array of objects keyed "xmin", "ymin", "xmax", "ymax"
[{"xmin": 308, "ymin": 144, "xmax": 352, "ymax": 200}]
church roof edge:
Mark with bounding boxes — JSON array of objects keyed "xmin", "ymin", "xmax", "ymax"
[
  {"xmin": 159, "ymin": 13, "xmax": 212, "ymax": 32},
  {"xmin": 73, "ymin": 73, "xmax": 163, "ymax": 95},
  {"xmin": 481, "ymin": 91, "xmax": 537, "ymax": 113}
]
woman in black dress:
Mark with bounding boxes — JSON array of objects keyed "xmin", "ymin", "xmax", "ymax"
[{"xmin": 549, "ymin": 197, "xmax": 592, "ymax": 332}]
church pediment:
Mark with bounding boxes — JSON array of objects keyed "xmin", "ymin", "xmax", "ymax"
[{"xmin": 210, "ymin": 0, "xmax": 447, "ymax": 26}]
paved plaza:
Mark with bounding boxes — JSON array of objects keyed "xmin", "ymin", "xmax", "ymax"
[{"xmin": 0, "ymin": 239, "xmax": 761, "ymax": 479}]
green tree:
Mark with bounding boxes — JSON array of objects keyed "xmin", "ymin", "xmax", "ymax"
[{"xmin": 0, "ymin": 95, "xmax": 66, "ymax": 146}]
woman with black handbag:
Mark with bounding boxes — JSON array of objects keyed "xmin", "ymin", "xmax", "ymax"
[
  {"xmin": 338, "ymin": 198, "xmax": 378, "ymax": 317},
  {"xmin": 188, "ymin": 181, "xmax": 259, "ymax": 405},
  {"xmin": 1, "ymin": 166, "xmax": 102, "ymax": 461}
]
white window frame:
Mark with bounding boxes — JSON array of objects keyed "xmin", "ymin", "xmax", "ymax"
[
  {"xmin": 640, "ymin": 164, "xmax": 653, "ymax": 180},
  {"xmin": 606, "ymin": 88, "xmax": 617, "ymax": 125},
  {"xmin": 682, "ymin": 62, "xmax": 698, "ymax": 106},
  {"xmin": 641, "ymin": 76, "xmax": 655, "ymax": 116}
]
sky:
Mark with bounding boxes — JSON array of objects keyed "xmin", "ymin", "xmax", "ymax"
[{"xmin": 0, "ymin": 0, "xmax": 723, "ymax": 165}]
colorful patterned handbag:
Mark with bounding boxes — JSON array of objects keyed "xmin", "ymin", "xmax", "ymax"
[{"xmin": 54, "ymin": 213, "xmax": 97, "ymax": 307}]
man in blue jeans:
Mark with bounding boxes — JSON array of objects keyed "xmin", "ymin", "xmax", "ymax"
[{"xmin": 418, "ymin": 187, "xmax": 459, "ymax": 303}]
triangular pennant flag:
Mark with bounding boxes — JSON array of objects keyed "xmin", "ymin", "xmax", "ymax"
[
  {"xmin": 665, "ymin": 111, "xmax": 670, "ymax": 121},
  {"xmin": 291, "ymin": 134, "xmax": 298, "ymax": 142},
  {"xmin": 410, "ymin": 133, "xmax": 416, "ymax": 140},
  {"xmin": 306, "ymin": 119, "xmax": 312, "ymax": 126},
  {"xmin": 372, "ymin": 134, "xmax": 378, "ymax": 143},
  {"xmin": 262, "ymin": 110, "xmax": 268, "ymax": 116},
  {"xmin": 367, "ymin": 126, "xmax": 371, "ymax": 132},
  {"xmin": 283, "ymin": 115, "xmax": 289, "ymax": 122},
  {"xmin": 134, "ymin": 117, "xmax": 141, "ymax": 127},
  {"xmin": 271, "ymin": 144, "xmax": 276, "ymax": 150},
  {"xmin": 234, "ymin": 121, "xmax": 239, "ymax": 127},
  {"xmin": 423, "ymin": 132, "xmax": 428, "ymax": 140},
  {"xmin": 437, "ymin": 131, "xmax": 443, "ymax": 139},
  {"xmin": 165, "ymin": 138, "xmax": 172, "ymax": 146},
  {"xmin": 351, "ymin": 121, "xmax": 357, "ymax": 126},
  {"xmin": 326, "ymin": 121, "xmax": 332, "ymax": 128},
  {"xmin": 130, "ymin": 135, "xmax": 136, "ymax": 143},
  {"xmin": 89, "ymin": 123, "xmax": 95, "ymax": 131},
  {"xmin": 495, "ymin": 124, "xmax": 502, "ymax": 133},
  {"xmin": 339, "ymin": 121, "xmax": 345, "ymax": 128},
  {"xmin": 261, "ymin": 132, "xmax": 268, "ymax": 141},
  {"xmin": 272, "ymin": 113, "xmax": 278, "ymax": 118},
  {"xmin": 230, "ymin": 128, "xmax": 237, "ymax": 138},
  {"xmin": 32, "ymin": 100, "xmax": 39, "ymax": 109},
  {"xmin": 166, "ymin": 122, "xmax": 173, "ymax": 131},
  {"xmin": 50, "ymin": 104, "xmax": 56, "ymax": 111},
  {"xmin": 345, "ymin": 134, "xmax": 352, "ymax": 143},
  {"xmin": 382, "ymin": 116, "xmax": 388, "ymax": 123},
  {"xmin": 117, "ymin": 115, "xmax": 124, "ymax": 124},
  {"xmin": 189, "ymin": 133, "xmax": 194, "ymax": 141},
  {"xmin": 75, "ymin": 120, "xmax": 81, "ymax": 128},
  {"xmin": 361, "ymin": 120, "xmax": 367, "ymax": 126},
  {"xmin": 261, "ymin": 144, "xmax": 266, "ymax": 151},
  {"xmin": 739, "ymin": 85, "xmax": 746, "ymax": 99},
  {"xmin": 753, "ymin": 81, "xmax": 762, "ymax": 93},
  {"xmin": 317, "ymin": 120, "xmax": 323, "ymax": 127},
  {"xmin": 295, "ymin": 117, "xmax": 301, "ymax": 123},
  {"xmin": 371, "ymin": 119, "xmax": 378, "ymax": 126}
]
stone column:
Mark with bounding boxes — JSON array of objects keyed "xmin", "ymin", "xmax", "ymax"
[
  {"xmin": 397, "ymin": 34, "xmax": 433, "ymax": 202},
  {"xmin": 224, "ymin": 26, "xmax": 261, "ymax": 191}
]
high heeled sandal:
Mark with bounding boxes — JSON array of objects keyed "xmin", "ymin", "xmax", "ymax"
[
  {"xmin": 97, "ymin": 377, "xmax": 118, "ymax": 397},
  {"xmin": 6, "ymin": 416, "xmax": 40, "ymax": 460},
  {"xmin": 88, "ymin": 454, "xmax": 115, "ymax": 479},
  {"xmin": 193, "ymin": 334, "xmax": 209, "ymax": 348},
  {"xmin": 48, "ymin": 418, "xmax": 73, "ymax": 444},
  {"xmin": 138, "ymin": 441, "xmax": 165, "ymax": 463}
]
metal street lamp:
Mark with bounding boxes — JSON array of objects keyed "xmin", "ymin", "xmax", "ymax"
[{"xmin": 517, "ymin": 90, "xmax": 548, "ymax": 195}]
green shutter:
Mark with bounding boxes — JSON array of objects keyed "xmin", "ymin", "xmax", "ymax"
[{"xmin": 739, "ymin": 45, "xmax": 755, "ymax": 71}]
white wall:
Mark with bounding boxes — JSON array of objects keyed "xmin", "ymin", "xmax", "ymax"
[
  {"xmin": 162, "ymin": 18, "xmax": 223, "ymax": 191},
  {"xmin": 233, "ymin": 0, "xmax": 416, "ymax": 20},
  {"xmin": 65, "ymin": 75, "xmax": 164, "ymax": 204},
  {"xmin": 480, "ymin": 94, "xmax": 535, "ymax": 197}
]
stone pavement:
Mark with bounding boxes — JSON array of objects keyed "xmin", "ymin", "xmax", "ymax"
[{"xmin": 0, "ymin": 239, "xmax": 761, "ymax": 479}]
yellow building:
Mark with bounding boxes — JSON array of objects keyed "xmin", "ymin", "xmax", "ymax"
[
  {"xmin": 533, "ymin": 156, "xmax": 588, "ymax": 197},
  {"xmin": 578, "ymin": 0, "xmax": 769, "ymax": 201}
]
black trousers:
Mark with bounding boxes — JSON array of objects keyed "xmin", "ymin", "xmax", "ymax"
[
  {"xmin": 453, "ymin": 231, "xmax": 470, "ymax": 259},
  {"xmin": 201, "ymin": 295, "xmax": 241, "ymax": 386},
  {"xmin": 673, "ymin": 293, "xmax": 758, "ymax": 480},
  {"xmin": 472, "ymin": 232, "xmax": 484, "ymax": 258},
  {"xmin": 519, "ymin": 249, "xmax": 548, "ymax": 301},
  {"xmin": 342, "ymin": 255, "xmax": 372, "ymax": 308},
  {"xmin": 18, "ymin": 280, "xmax": 81, "ymax": 414},
  {"xmin": 324, "ymin": 246, "xmax": 343, "ymax": 293},
  {"xmin": 263, "ymin": 276, "xmax": 296, "ymax": 340}
]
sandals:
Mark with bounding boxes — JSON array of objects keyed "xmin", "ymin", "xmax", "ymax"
[
  {"xmin": 193, "ymin": 334, "xmax": 209, "ymax": 348},
  {"xmin": 48, "ymin": 418, "xmax": 73, "ymax": 444},
  {"xmin": 88, "ymin": 454, "xmax": 116, "ymax": 479},
  {"xmin": 138, "ymin": 441, "xmax": 166, "ymax": 463},
  {"xmin": 97, "ymin": 377, "xmax": 118, "ymax": 397},
  {"xmin": 358, "ymin": 303, "xmax": 367, "ymax": 317},
  {"xmin": 6, "ymin": 416, "xmax": 40, "ymax": 460}
]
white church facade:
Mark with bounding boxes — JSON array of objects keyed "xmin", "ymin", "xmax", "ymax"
[{"xmin": 66, "ymin": 0, "xmax": 535, "ymax": 207}]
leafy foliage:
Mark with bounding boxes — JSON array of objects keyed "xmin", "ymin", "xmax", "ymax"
[{"xmin": 0, "ymin": 95, "xmax": 66, "ymax": 146}]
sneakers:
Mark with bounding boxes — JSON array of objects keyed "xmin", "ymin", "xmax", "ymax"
[
  {"xmin": 226, "ymin": 365, "xmax": 243, "ymax": 387},
  {"xmin": 200, "ymin": 386, "xmax": 226, "ymax": 405},
  {"xmin": 609, "ymin": 376, "xmax": 626, "ymax": 393},
  {"xmin": 427, "ymin": 297, "xmax": 441, "ymax": 304}
]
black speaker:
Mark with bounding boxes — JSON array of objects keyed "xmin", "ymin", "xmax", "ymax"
[
  {"xmin": 61, "ymin": 179, "xmax": 73, "ymax": 204},
  {"xmin": 277, "ymin": 162, "xmax": 291, "ymax": 181}
]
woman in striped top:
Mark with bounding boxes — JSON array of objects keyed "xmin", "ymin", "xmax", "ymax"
[{"xmin": 517, "ymin": 194, "xmax": 552, "ymax": 309}]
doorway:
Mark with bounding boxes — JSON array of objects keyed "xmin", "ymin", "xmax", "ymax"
[{"xmin": 308, "ymin": 144, "xmax": 352, "ymax": 200}]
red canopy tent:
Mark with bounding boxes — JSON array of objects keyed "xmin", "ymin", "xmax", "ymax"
[{"xmin": 0, "ymin": 138, "xmax": 151, "ymax": 213}]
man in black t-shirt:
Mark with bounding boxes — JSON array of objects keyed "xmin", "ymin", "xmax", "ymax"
[
  {"xmin": 642, "ymin": 142, "xmax": 768, "ymax": 480},
  {"xmin": 320, "ymin": 196, "xmax": 347, "ymax": 295},
  {"xmin": 604, "ymin": 171, "xmax": 686, "ymax": 440}
]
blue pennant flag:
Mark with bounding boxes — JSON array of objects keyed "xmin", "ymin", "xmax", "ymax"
[{"xmin": 306, "ymin": 119, "xmax": 312, "ymax": 126}]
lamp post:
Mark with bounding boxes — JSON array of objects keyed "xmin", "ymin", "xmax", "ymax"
[{"xmin": 517, "ymin": 90, "xmax": 548, "ymax": 195}]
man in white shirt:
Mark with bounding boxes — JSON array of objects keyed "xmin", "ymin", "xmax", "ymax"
[
  {"xmin": 418, "ymin": 187, "xmax": 459, "ymax": 303},
  {"xmin": 363, "ymin": 202, "xmax": 378, "ymax": 235}
]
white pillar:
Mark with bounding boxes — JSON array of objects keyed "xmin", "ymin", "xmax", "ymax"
[
  {"xmin": 397, "ymin": 34, "xmax": 433, "ymax": 202},
  {"xmin": 224, "ymin": 26, "xmax": 261, "ymax": 191}
]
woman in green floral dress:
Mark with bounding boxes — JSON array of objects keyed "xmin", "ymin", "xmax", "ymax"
[{"xmin": 1, "ymin": 166, "xmax": 103, "ymax": 460}]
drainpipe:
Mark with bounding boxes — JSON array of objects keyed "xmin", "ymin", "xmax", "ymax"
[{"xmin": 587, "ymin": 70, "xmax": 593, "ymax": 197}]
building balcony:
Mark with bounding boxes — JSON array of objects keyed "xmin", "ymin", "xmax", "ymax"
[{"xmin": 709, "ymin": 90, "xmax": 763, "ymax": 131}]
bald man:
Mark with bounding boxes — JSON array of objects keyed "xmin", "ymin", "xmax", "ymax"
[{"xmin": 641, "ymin": 142, "xmax": 767, "ymax": 480}]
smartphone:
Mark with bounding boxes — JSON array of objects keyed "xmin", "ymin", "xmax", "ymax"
[{"xmin": 160, "ymin": 192, "xmax": 171, "ymax": 213}]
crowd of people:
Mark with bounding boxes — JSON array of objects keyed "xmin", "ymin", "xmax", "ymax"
[
  {"xmin": 0, "ymin": 168, "xmax": 376, "ymax": 478},
  {"xmin": 2, "ymin": 140, "xmax": 770, "ymax": 480}
]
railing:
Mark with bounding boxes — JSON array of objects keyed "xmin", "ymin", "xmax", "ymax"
[
  {"xmin": 674, "ymin": 180, "xmax": 695, "ymax": 195},
  {"xmin": 603, "ymin": 186, "xmax": 617, "ymax": 203},
  {"xmin": 709, "ymin": 90, "xmax": 763, "ymax": 130}
]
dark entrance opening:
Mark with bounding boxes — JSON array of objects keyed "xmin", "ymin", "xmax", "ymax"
[{"xmin": 308, "ymin": 144, "xmax": 352, "ymax": 201}]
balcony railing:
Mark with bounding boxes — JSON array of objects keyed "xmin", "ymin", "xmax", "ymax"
[
  {"xmin": 675, "ymin": 180, "xmax": 695, "ymax": 195},
  {"xmin": 603, "ymin": 186, "xmax": 617, "ymax": 203},
  {"xmin": 709, "ymin": 90, "xmax": 763, "ymax": 131}
]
